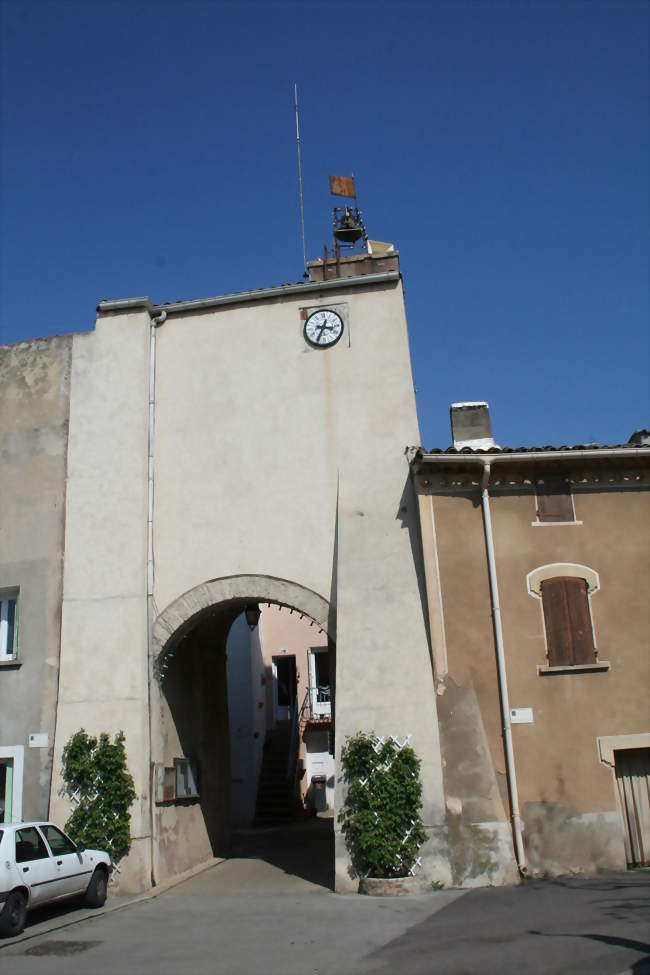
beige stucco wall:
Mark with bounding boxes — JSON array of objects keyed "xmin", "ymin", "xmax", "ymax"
[
  {"xmin": 49, "ymin": 312, "xmax": 151, "ymax": 893},
  {"xmin": 0, "ymin": 336, "xmax": 71, "ymax": 822},
  {"xmin": 47, "ymin": 276, "xmax": 449, "ymax": 892},
  {"xmin": 418, "ymin": 470, "xmax": 650, "ymax": 879},
  {"xmin": 150, "ymin": 280, "xmax": 449, "ymax": 890}
]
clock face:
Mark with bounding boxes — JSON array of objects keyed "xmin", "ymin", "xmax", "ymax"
[{"xmin": 304, "ymin": 308, "xmax": 344, "ymax": 348}]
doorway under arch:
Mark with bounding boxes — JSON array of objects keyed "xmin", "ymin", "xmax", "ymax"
[{"xmin": 149, "ymin": 575, "xmax": 336, "ymax": 888}]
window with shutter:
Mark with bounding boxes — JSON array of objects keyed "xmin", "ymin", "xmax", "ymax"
[
  {"xmin": 536, "ymin": 480, "xmax": 575, "ymax": 523},
  {"xmin": 541, "ymin": 576, "xmax": 595, "ymax": 666}
]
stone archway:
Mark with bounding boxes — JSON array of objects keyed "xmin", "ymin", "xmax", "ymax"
[
  {"xmin": 152, "ymin": 574, "xmax": 335, "ymax": 668},
  {"xmin": 149, "ymin": 574, "xmax": 336, "ymax": 886}
]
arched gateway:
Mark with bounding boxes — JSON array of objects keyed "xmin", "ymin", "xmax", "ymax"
[
  {"xmin": 149, "ymin": 576, "xmax": 335, "ymax": 886},
  {"xmin": 49, "ymin": 252, "xmax": 451, "ymax": 893},
  {"xmin": 152, "ymin": 574, "xmax": 334, "ymax": 663}
]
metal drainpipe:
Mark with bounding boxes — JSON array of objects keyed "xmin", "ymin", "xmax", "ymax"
[
  {"xmin": 147, "ymin": 309, "xmax": 166, "ymax": 887},
  {"xmin": 480, "ymin": 462, "xmax": 527, "ymax": 873}
]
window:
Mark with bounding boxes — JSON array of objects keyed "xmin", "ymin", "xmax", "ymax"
[
  {"xmin": 527, "ymin": 564, "xmax": 609, "ymax": 673},
  {"xmin": 535, "ymin": 479, "xmax": 576, "ymax": 523},
  {"xmin": 174, "ymin": 758, "xmax": 199, "ymax": 799},
  {"xmin": 0, "ymin": 590, "xmax": 18, "ymax": 662},
  {"xmin": 15, "ymin": 827, "xmax": 49, "ymax": 863},
  {"xmin": 540, "ymin": 577, "xmax": 595, "ymax": 666},
  {"xmin": 41, "ymin": 825, "xmax": 77, "ymax": 856},
  {"xmin": 154, "ymin": 759, "xmax": 199, "ymax": 802}
]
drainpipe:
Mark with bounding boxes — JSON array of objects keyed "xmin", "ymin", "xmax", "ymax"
[
  {"xmin": 147, "ymin": 309, "xmax": 166, "ymax": 887},
  {"xmin": 480, "ymin": 462, "xmax": 527, "ymax": 873}
]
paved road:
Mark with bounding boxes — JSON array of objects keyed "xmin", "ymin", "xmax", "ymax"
[{"xmin": 1, "ymin": 824, "xmax": 648, "ymax": 974}]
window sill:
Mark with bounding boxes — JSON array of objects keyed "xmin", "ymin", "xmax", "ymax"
[
  {"xmin": 537, "ymin": 661, "xmax": 610, "ymax": 676},
  {"xmin": 531, "ymin": 520, "xmax": 583, "ymax": 527},
  {"xmin": 0, "ymin": 659, "xmax": 21, "ymax": 669}
]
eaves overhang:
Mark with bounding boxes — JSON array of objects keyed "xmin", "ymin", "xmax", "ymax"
[
  {"xmin": 408, "ymin": 445, "xmax": 650, "ymax": 477},
  {"xmin": 97, "ymin": 271, "xmax": 401, "ymax": 317}
]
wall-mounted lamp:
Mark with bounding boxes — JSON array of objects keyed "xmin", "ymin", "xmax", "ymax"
[{"xmin": 245, "ymin": 603, "xmax": 261, "ymax": 631}]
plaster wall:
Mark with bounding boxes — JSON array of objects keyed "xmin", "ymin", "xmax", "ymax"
[
  {"xmin": 0, "ymin": 337, "xmax": 71, "ymax": 821},
  {"xmin": 421, "ymin": 473, "xmax": 650, "ymax": 879},
  {"xmin": 150, "ymin": 279, "xmax": 449, "ymax": 889},
  {"xmin": 48, "ymin": 313, "xmax": 151, "ymax": 893},
  {"xmin": 226, "ymin": 613, "xmax": 262, "ymax": 826}
]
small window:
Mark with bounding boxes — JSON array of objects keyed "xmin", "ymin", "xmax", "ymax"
[
  {"xmin": 15, "ymin": 827, "xmax": 49, "ymax": 862},
  {"xmin": 41, "ymin": 824, "xmax": 77, "ymax": 856},
  {"xmin": 535, "ymin": 479, "xmax": 575, "ymax": 523},
  {"xmin": 0, "ymin": 590, "xmax": 19, "ymax": 662},
  {"xmin": 174, "ymin": 758, "xmax": 199, "ymax": 799},
  {"xmin": 541, "ymin": 576, "xmax": 595, "ymax": 666}
]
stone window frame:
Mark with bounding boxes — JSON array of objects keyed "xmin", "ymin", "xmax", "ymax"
[
  {"xmin": 0, "ymin": 587, "xmax": 19, "ymax": 665},
  {"xmin": 526, "ymin": 563, "xmax": 610, "ymax": 675},
  {"xmin": 532, "ymin": 477, "xmax": 582, "ymax": 526}
]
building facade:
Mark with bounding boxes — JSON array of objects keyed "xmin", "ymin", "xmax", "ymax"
[
  {"xmin": 2, "ymin": 249, "xmax": 451, "ymax": 893},
  {"xmin": 0, "ymin": 336, "xmax": 71, "ymax": 827},
  {"xmin": 411, "ymin": 404, "xmax": 650, "ymax": 882},
  {"xmin": 2, "ymin": 256, "xmax": 647, "ymax": 895}
]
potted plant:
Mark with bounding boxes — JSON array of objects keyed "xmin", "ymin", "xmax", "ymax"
[{"xmin": 338, "ymin": 731, "xmax": 428, "ymax": 894}]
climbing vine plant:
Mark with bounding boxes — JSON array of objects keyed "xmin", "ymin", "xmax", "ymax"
[
  {"xmin": 338, "ymin": 731, "xmax": 427, "ymax": 879},
  {"xmin": 61, "ymin": 729, "xmax": 136, "ymax": 865}
]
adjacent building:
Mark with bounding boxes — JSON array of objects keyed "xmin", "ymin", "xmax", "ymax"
[
  {"xmin": 411, "ymin": 403, "xmax": 650, "ymax": 882},
  {"xmin": 0, "ymin": 336, "xmax": 71, "ymax": 827}
]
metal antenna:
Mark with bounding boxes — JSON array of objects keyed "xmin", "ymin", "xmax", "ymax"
[{"xmin": 294, "ymin": 83, "xmax": 308, "ymax": 276}]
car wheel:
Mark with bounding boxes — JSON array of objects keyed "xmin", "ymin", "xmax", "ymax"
[
  {"xmin": 0, "ymin": 890, "xmax": 28, "ymax": 938},
  {"xmin": 84, "ymin": 868, "xmax": 108, "ymax": 908}
]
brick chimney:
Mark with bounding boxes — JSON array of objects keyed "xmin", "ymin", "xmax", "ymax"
[{"xmin": 307, "ymin": 244, "xmax": 399, "ymax": 283}]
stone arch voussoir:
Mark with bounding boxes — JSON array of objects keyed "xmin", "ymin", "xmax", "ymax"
[{"xmin": 152, "ymin": 574, "xmax": 335, "ymax": 668}]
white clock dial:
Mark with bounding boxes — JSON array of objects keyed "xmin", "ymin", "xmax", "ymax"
[{"xmin": 304, "ymin": 308, "xmax": 344, "ymax": 348}]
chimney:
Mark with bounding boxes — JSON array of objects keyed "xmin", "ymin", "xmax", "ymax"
[
  {"xmin": 628, "ymin": 429, "xmax": 650, "ymax": 446},
  {"xmin": 450, "ymin": 402, "xmax": 495, "ymax": 450}
]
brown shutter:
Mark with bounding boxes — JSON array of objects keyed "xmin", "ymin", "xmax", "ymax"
[
  {"xmin": 536, "ymin": 480, "xmax": 574, "ymax": 522},
  {"xmin": 541, "ymin": 578, "xmax": 573, "ymax": 665},
  {"xmin": 541, "ymin": 576, "xmax": 594, "ymax": 666},
  {"xmin": 565, "ymin": 577, "xmax": 595, "ymax": 663}
]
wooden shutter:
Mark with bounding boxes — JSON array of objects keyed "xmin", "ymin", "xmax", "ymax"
[
  {"xmin": 536, "ymin": 480, "xmax": 574, "ymax": 522},
  {"xmin": 541, "ymin": 576, "xmax": 594, "ymax": 666},
  {"xmin": 615, "ymin": 748, "xmax": 650, "ymax": 867}
]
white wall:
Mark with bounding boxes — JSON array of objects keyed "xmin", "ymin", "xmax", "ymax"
[
  {"xmin": 49, "ymin": 275, "xmax": 450, "ymax": 891},
  {"xmin": 49, "ymin": 312, "xmax": 151, "ymax": 893}
]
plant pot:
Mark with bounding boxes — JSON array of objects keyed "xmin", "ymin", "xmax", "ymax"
[{"xmin": 358, "ymin": 876, "xmax": 422, "ymax": 896}]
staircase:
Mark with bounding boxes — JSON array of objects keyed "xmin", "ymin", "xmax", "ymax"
[{"xmin": 255, "ymin": 722, "xmax": 294, "ymax": 823}]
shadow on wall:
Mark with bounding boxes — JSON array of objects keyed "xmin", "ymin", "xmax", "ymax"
[
  {"xmin": 161, "ymin": 610, "xmax": 234, "ymax": 857},
  {"xmin": 397, "ymin": 473, "xmax": 434, "ymax": 658}
]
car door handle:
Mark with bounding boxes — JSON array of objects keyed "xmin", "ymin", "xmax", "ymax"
[
  {"xmin": 57, "ymin": 860, "xmax": 63, "ymax": 865},
  {"xmin": 22, "ymin": 867, "xmax": 29, "ymax": 873}
]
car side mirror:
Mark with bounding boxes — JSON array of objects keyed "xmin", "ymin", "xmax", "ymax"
[{"xmin": 76, "ymin": 843, "xmax": 85, "ymax": 853}]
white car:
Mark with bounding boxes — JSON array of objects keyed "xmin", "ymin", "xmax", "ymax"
[{"xmin": 0, "ymin": 822, "xmax": 112, "ymax": 937}]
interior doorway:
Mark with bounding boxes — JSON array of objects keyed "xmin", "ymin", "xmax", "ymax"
[
  {"xmin": 272, "ymin": 654, "xmax": 297, "ymax": 722},
  {"xmin": 0, "ymin": 746, "xmax": 23, "ymax": 824},
  {"xmin": 308, "ymin": 648, "xmax": 331, "ymax": 718}
]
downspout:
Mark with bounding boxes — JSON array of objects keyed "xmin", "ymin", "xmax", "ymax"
[
  {"xmin": 147, "ymin": 308, "xmax": 166, "ymax": 887},
  {"xmin": 480, "ymin": 462, "xmax": 527, "ymax": 873}
]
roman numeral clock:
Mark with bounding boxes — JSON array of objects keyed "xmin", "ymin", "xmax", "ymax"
[{"xmin": 303, "ymin": 309, "xmax": 344, "ymax": 348}]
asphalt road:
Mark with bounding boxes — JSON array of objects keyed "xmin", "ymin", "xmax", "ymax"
[{"xmin": 1, "ymin": 826, "xmax": 648, "ymax": 975}]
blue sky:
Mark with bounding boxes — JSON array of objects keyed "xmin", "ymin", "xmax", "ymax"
[{"xmin": 1, "ymin": 0, "xmax": 647, "ymax": 448}]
